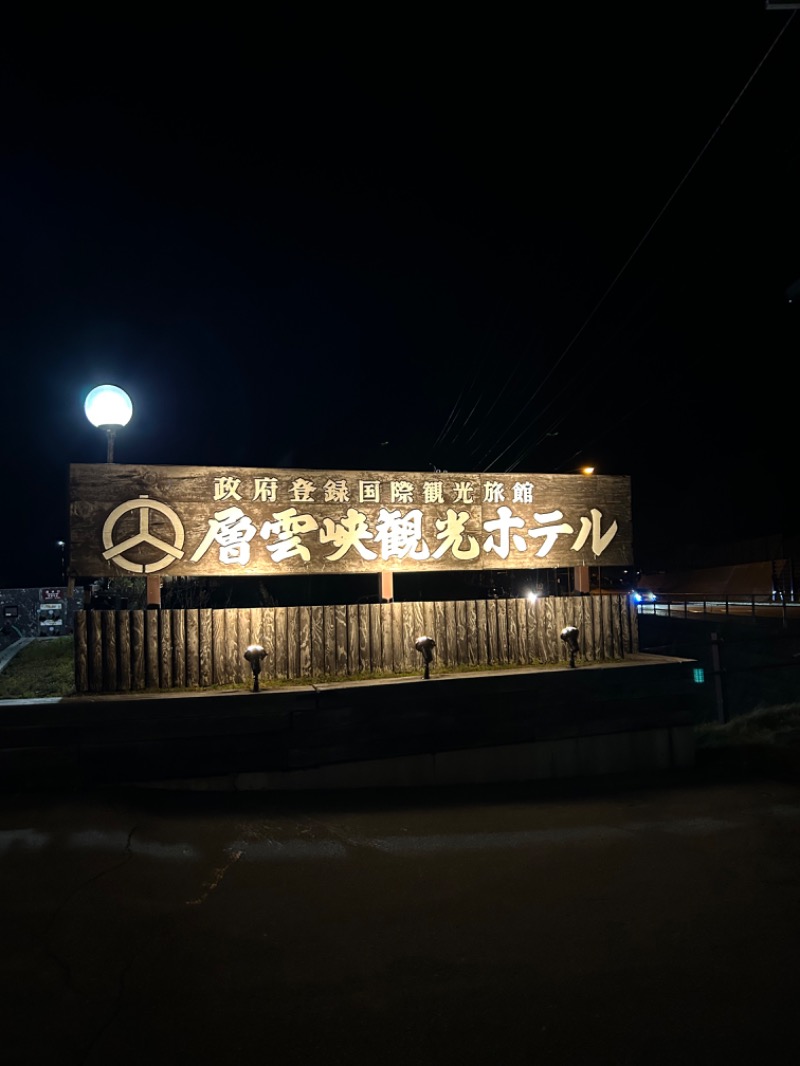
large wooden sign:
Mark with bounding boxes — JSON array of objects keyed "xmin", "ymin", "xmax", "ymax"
[{"xmin": 68, "ymin": 464, "xmax": 633, "ymax": 578}]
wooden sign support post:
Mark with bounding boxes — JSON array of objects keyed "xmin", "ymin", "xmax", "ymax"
[
  {"xmin": 572, "ymin": 565, "xmax": 591, "ymax": 594},
  {"xmin": 378, "ymin": 571, "xmax": 394, "ymax": 602},
  {"xmin": 146, "ymin": 574, "xmax": 161, "ymax": 608}
]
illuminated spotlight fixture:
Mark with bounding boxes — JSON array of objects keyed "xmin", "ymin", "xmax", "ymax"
[
  {"xmin": 580, "ymin": 466, "xmax": 595, "ymax": 476},
  {"xmin": 527, "ymin": 591, "xmax": 538, "ymax": 604},
  {"xmin": 243, "ymin": 644, "xmax": 267, "ymax": 692},
  {"xmin": 84, "ymin": 384, "xmax": 133, "ymax": 463},
  {"xmin": 560, "ymin": 625, "xmax": 580, "ymax": 668},
  {"xmin": 415, "ymin": 635, "xmax": 436, "ymax": 680}
]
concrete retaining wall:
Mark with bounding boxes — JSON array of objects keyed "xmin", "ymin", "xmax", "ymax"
[
  {"xmin": 149, "ymin": 724, "xmax": 696, "ymax": 791},
  {"xmin": 0, "ymin": 654, "xmax": 705, "ymax": 793}
]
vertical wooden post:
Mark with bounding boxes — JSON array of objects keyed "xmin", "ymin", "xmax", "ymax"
[
  {"xmin": 145, "ymin": 609, "xmax": 159, "ymax": 688},
  {"xmin": 89, "ymin": 611, "xmax": 103, "ymax": 692},
  {"xmin": 131, "ymin": 611, "xmax": 145, "ymax": 690},
  {"xmin": 117, "ymin": 610, "xmax": 131, "ymax": 691},
  {"xmin": 74, "ymin": 611, "xmax": 88, "ymax": 693}
]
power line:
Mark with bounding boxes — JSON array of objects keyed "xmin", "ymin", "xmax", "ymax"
[{"xmin": 476, "ymin": 8, "xmax": 797, "ymax": 473}]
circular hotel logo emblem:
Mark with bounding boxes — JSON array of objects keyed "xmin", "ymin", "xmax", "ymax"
[{"xmin": 101, "ymin": 495, "xmax": 186, "ymax": 574}]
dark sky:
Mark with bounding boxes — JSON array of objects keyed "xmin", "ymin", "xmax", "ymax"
[{"xmin": 1, "ymin": 6, "xmax": 798, "ymax": 590}]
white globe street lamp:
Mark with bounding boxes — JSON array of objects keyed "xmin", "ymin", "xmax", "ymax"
[
  {"xmin": 56, "ymin": 540, "xmax": 66, "ymax": 583},
  {"xmin": 84, "ymin": 385, "xmax": 133, "ymax": 462}
]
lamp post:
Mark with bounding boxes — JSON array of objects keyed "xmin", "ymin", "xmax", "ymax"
[
  {"xmin": 56, "ymin": 540, "xmax": 66, "ymax": 584},
  {"xmin": 573, "ymin": 465, "xmax": 595, "ymax": 595},
  {"xmin": 82, "ymin": 384, "xmax": 153, "ymax": 604},
  {"xmin": 84, "ymin": 384, "xmax": 133, "ymax": 462},
  {"xmin": 571, "ymin": 464, "xmax": 597, "ymax": 596}
]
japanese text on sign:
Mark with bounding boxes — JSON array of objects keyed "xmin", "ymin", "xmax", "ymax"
[{"xmin": 68, "ymin": 465, "xmax": 633, "ymax": 577}]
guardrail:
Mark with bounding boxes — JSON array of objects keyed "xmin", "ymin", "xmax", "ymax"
[
  {"xmin": 633, "ymin": 594, "xmax": 799, "ymax": 620},
  {"xmin": 637, "ymin": 597, "xmax": 800, "ymax": 722}
]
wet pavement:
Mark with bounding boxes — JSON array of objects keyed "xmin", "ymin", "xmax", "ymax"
[{"xmin": 2, "ymin": 767, "xmax": 800, "ymax": 1065}]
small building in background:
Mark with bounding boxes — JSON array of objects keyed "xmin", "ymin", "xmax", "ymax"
[{"xmin": 0, "ymin": 586, "xmax": 84, "ymax": 641}]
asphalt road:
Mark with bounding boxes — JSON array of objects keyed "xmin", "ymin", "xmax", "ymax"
[{"xmin": 2, "ymin": 767, "xmax": 800, "ymax": 1066}]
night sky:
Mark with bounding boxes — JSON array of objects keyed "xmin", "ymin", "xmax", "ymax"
[{"xmin": 1, "ymin": 7, "xmax": 798, "ymax": 591}]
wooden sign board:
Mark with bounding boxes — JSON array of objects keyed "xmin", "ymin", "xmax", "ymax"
[{"xmin": 69, "ymin": 464, "xmax": 633, "ymax": 578}]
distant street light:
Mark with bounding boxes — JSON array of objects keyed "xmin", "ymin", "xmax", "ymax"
[{"xmin": 84, "ymin": 384, "xmax": 133, "ymax": 462}]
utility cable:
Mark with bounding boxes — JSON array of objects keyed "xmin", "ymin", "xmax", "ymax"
[{"xmin": 480, "ymin": 8, "xmax": 797, "ymax": 474}]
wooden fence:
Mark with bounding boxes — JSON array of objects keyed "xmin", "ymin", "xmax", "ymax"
[{"xmin": 73, "ymin": 595, "xmax": 638, "ymax": 694}]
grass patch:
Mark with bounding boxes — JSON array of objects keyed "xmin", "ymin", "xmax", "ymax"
[
  {"xmin": 241, "ymin": 658, "xmax": 576, "ymax": 691},
  {"xmin": 695, "ymin": 703, "xmax": 800, "ymax": 749},
  {"xmin": 0, "ymin": 637, "xmax": 582, "ymax": 700},
  {"xmin": 0, "ymin": 638, "xmax": 76, "ymax": 700}
]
